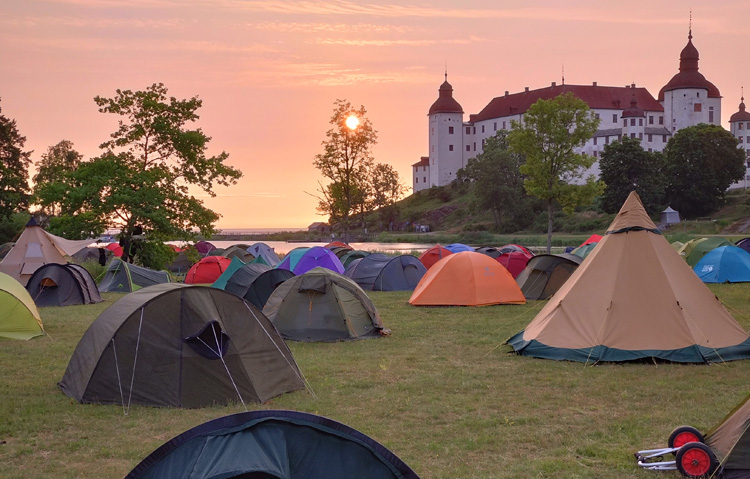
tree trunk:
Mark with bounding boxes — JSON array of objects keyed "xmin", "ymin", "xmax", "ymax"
[{"xmin": 546, "ymin": 200, "xmax": 554, "ymax": 254}]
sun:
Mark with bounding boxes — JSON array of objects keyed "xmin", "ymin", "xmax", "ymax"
[{"xmin": 345, "ymin": 115, "xmax": 359, "ymax": 130}]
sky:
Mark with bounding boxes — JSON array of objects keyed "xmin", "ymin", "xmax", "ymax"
[{"xmin": 2, "ymin": 1, "xmax": 749, "ymax": 229}]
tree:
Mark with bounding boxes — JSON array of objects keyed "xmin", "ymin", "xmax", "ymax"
[
  {"xmin": 32, "ymin": 140, "xmax": 83, "ymax": 216},
  {"xmin": 0, "ymin": 99, "xmax": 32, "ymax": 220},
  {"xmin": 507, "ymin": 92, "xmax": 603, "ymax": 252},
  {"xmin": 34, "ymin": 83, "xmax": 242, "ymax": 265},
  {"xmin": 313, "ymin": 99, "xmax": 377, "ymax": 240},
  {"xmin": 368, "ymin": 162, "xmax": 407, "ymax": 230},
  {"xmin": 456, "ymin": 130, "xmax": 532, "ymax": 231},
  {"xmin": 663, "ymin": 123, "xmax": 746, "ymax": 218},
  {"xmin": 599, "ymin": 136, "xmax": 666, "ymax": 215}
]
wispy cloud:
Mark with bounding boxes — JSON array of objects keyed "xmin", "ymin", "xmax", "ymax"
[
  {"xmin": 315, "ymin": 35, "xmax": 488, "ymax": 47},
  {"xmin": 254, "ymin": 21, "xmax": 419, "ymax": 34}
]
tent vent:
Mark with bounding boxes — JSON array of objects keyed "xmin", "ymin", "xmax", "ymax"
[{"xmin": 184, "ymin": 321, "xmax": 230, "ymax": 360}]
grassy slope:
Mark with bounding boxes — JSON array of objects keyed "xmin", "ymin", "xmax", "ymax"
[{"xmin": 3, "ymin": 286, "xmax": 750, "ymax": 478}]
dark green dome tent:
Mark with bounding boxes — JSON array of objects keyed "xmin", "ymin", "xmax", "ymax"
[
  {"xmin": 25, "ymin": 263, "xmax": 102, "ymax": 307},
  {"xmin": 344, "ymin": 253, "xmax": 427, "ymax": 291},
  {"xmin": 263, "ymin": 267, "xmax": 387, "ymax": 342},
  {"xmin": 222, "ymin": 263, "xmax": 295, "ymax": 310},
  {"xmin": 515, "ymin": 253, "xmax": 582, "ymax": 300},
  {"xmin": 59, "ymin": 283, "xmax": 305, "ymax": 408},
  {"xmin": 126, "ymin": 410, "xmax": 420, "ymax": 479},
  {"xmin": 339, "ymin": 249, "xmax": 370, "ymax": 268},
  {"xmin": 98, "ymin": 258, "xmax": 171, "ymax": 293}
]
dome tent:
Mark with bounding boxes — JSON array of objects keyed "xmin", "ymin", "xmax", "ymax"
[
  {"xmin": 345, "ymin": 253, "xmax": 427, "ymax": 291},
  {"xmin": 25, "ymin": 263, "xmax": 102, "ymax": 307},
  {"xmin": 507, "ymin": 191, "xmax": 750, "ymax": 364},
  {"xmin": 693, "ymin": 245, "xmax": 750, "ymax": 283},
  {"xmin": 59, "ymin": 283, "xmax": 304, "ymax": 408},
  {"xmin": 222, "ymin": 262, "xmax": 295, "ymax": 310},
  {"xmin": 0, "ymin": 272, "xmax": 44, "ymax": 340},
  {"xmin": 277, "ymin": 246, "xmax": 344, "ymax": 275},
  {"xmin": 185, "ymin": 256, "xmax": 231, "ymax": 284},
  {"xmin": 515, "ymin": 253, "xmax": 582, "ymax": 300},
  {"xmin": 125, "ymin": 410, "xmax": 420, "ymax": 479},
  {"xmin": 98, "ymin": 258, "xmax": 171, "ymax": 293},
  {"xmin": 418, "ymin": 244, "xmax": 452, "ymax": 270},
  {"xmin": 263, "ymin": 267, "xmax": 387, "ymax": 342}
]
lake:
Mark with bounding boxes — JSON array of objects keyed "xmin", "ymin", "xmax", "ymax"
[{"xmin": 187, "ymin": 240, "xmax": 435, "ymax": 255}]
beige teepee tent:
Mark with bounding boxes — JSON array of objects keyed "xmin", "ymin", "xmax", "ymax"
[
  {"xmin": 507, "ymin": 191, "xmax": 750, "ymax": 363},
  {"xmin": 0, "ymin": 218, "xmax": 94, "ymax": 285}
]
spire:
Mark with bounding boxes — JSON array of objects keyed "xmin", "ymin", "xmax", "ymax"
[{"xmin": 561, "ymin": 64, "xmax": 565, "ymax": 86}]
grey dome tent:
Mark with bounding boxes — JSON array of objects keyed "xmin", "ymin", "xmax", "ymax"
[
  {"xmin": 126, "ymin": 410, "xmax": 420, "ymax": 479},
  {"xmin": 247, "ymin": 242, "xmax": 281, "ymax": 267},
  {"xmin": 59, "ymin": 283, "xmax": 305, "ymax": 408},
  {"xmin": 98, "ymin": 258, "xmax": 171, "ymax": 292},
  {"xmin": 344, "ymin": 253, "xmax": 427, "ymax": 291},
  {"xmin": 25, "ymin": 263, "xmax": 102, "ymax": 307},
  {"xmin": 515, "ymin": 253, "xmax": 582, "ymax": 300},
  {"xmin": 340, "ymin": 249, "xmax": 369, "ymax": 268},
  {"xmin": 223, "ymin": 263, "xmax": 295, "ymax": 310},
  {"xmin": 263, "ymin": 267, "xmax": 387, "ymax": 342}
]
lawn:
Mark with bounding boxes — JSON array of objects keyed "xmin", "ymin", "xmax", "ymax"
[{"xmin": 2, "ymin": 285, "xmax": 750, "ymax": 478}]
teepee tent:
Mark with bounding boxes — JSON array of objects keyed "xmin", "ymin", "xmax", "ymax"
[
  {"xmin": 0, "ymin": 218, "xmax": 94, "ymax": 285},
  {"xmin": 0, "ymin": 272, "xmax": 44, "ymax": 340},
  {"xmin": 507, "ymin": 191, "xmax": 750, "ymax": 363},
  {"xmin": 126, "ymin": 410, "xmax": 420, "ymax": 479}
]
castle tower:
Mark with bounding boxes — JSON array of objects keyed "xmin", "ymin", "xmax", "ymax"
[
  {"xmin": 729, "ymin": 95, "xmax": 750, "ymax": 188},
  {"xmin": 659, "ymin": 28, "xmax": 721, "ymax": 132},
  {"xmin": 427, "ymin": 74, "xmax": 464, "ymax": 187},
  {"xmin": 621, "ymin": 90, "xmax": 646, "ymax": 141}
]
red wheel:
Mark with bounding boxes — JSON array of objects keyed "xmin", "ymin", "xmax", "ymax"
[
  {"xmin": 668, "ymin": 426, "xmax": 704, "ymax": 449},
  {"xmin": 675, "ymin": 442, "xmax": 718, "ymax": 478}
]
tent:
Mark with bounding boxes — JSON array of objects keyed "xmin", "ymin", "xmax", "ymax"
[
  {"xmin": 515, "ymin": 253, "xmax": 582, "ymax": 300},
  {"xmin": 340, "ymin": 250, "xmax": 370, "ymax": 268},
  {"xmin": 167, "ymin": 250, "xmax": 193, "ymax": 274},
  {"xmin": 125, "ymin": 410, "xmax": 420, "ymax": 479},
  {"xmin": 277, "ymin": 246, "xmax": 344, "ymax": 275},
  {"xmin": 276, "ymin": 247, "xmax": 309, "ymax": 272},
  {"xmin": 580, "ymin": 234, "xmax": 602, "ymax": 246},
  {"xmin": 0, "ymin": 272, "xmax": 44, "ymax": 340},
  {"xmin": 418, "ymin": 244, "xmax": 452, "ymax": 270},
  {"xmin": 185, "ymin": 256, "xmax": 232, "ymax": 284},
  {"xmin": 329, "ymin": 246, "xmax": 353, "ymax": 259},
  {"xmin": 222, "ymin": 244, "xmax": 255, "ymax": 262},
  {"xmin": 0, "ymin": 242, "xmax": 14, "ymax": 261},
  {"xmin": 507, "ymin": 191, "xmax": 750, "ymax": 363},
  {"xmin": 345, "ymin": 253, "xmax": 427, "ymax": 291},
  {"xmin": 444, "ymin": 243, "xmax": 474, "ymax": 253},
  {"xmin": 210, "ymin": 256, "xmax": 247, "ymax": 290},
  {"xmin": 223, "ymin": 263, "xmax": 295, "ymax": 310},
  {"xmin": 660, "ymin": 206, "xmax": 680, "ymax": 225},
  {"xmin": 71, "ymin": 246, "xmax": 110, "ymax": 266},
  {"xmin": 98, "ymin": 258, "xmax": 171, "ymax": 293},
  {"xmin": 685, "ymin": 236, "xmax": 733, "ymax": 267},
  {"xmin": 263, "ymin": 267, "xmax": 387, "ymax": 342},
  {"xmin": 0, "ymin": 217, "xmax": 94, "ymax": 285},
  {"xmin": 676, "ymin": 237, "xmax": 707, "ymax": 258},
  {"xmin": 702, "ymin": 394, "xmax": 750, "ymax": 477},
  {"xmin": 694, "ymin": 245, "xmax": 750, "ymax": 283},
  {"xmin": 475, "ymin": 246, "xmax": 503, "ymax": 259},
  {"xmin": 25, "ymin": 263, "xmax": 102, "ymax": 307},
  {"xmin": 324, "ymin": 240, "xmax": 352, "ymax": 250},
  {"xmin": 498, "ymin": 244, "xmax": 533, "ymax": 255},
  {"xmin": 194, "ymin": 241, "xmax": 216, "ymax": 255},
  {"xmin": 105, "ymin": 242, "xmax": 123, "ymax": 257},
  {"xmin": 247, "ymin": 242, "xmax": 280, "ymax": 266},
  {"xmin": 409, "ymin": 252, "xmax": 526, "ymax": 306},
  {"xmin": 495, "ymin": 251, "xmax": 533, "ymax": 278},
  {"xmin": 737, "ymin": 237, "xmax": 750, "ymax": 254},
  {"xmin": 571, "ymin": 242, "xmax": 597, "ymax": 259},
  {"xmin": 59, "ymin": 283, "xmax": 305, "ymax": 408}
]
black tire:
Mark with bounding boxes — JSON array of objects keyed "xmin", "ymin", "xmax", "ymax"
[
  {"xmin": 675, "ymin": 442, "xmax": 718, "ymax": 478},
  {"xmin": 668, "ymin": 425, "xmax": 705, "ymax": 449}
]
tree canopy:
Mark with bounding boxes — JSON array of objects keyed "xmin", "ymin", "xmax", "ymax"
[
  {"xmin": 663, "ymin": 123, "xmax": 746, "ymax": 218},
  {"xmin": 0, "ymin": 99, "xmax": 32, "ymax": 220},
  {"xmin": 34, "ymin": 83, "xmax": 242, "ymax": 264},
  {"xmin": 32, "ymin": 140, "xmax": 82, "ymax": 216},
  {"xmin": 599, "ymin": 136, "xmax": 666, "ymax": 215},
  {"xmin": 507, "ymin": 92, "xmax": 603, "ymax": 252}
]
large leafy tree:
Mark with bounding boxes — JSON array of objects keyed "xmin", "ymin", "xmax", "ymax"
[
  {"xmin": 457, "ymin": 130, "xmax": 532, "ymax": 231},
  {"xmin": 0, "ymin": 99, "xmax": 32, "ymax": 220},
  {"xmin": 368, "ymin": 162, "xmax": 407, "ymax": 230},
  {"xmin": 508, "ymin": 92, "xmax": 603, "ymax": 252},
  {"xmin": 35, "ymin": 83, "xmax": 242, "ymax": 264},
  {"xmin": 313, "ymin": 99, "xmax": 377, "ymax": 240},
  {"xmin": 663, "ymin": 123, "xmax": 746, "ymax": 218},
  {"xmin": 599, "ymin": 136, "xmax": 666, "ymax": 215},
  {"xmin": 32, "ymin": 140, "xmax": 83, "ymax": 216}
]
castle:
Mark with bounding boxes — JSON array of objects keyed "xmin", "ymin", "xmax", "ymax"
[{"xmin": 414, "ymin": 28, "xmax": 750, "ymax": 192}]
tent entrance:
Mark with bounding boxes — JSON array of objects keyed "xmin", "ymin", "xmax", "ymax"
[{"xmin": 184, "ymin": 321, "xmax": 230, "ymax": 360}]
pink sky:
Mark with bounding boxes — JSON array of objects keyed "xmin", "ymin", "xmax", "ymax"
[{"xmin": 2, "ymin": 1, "xmax": 748, "ymax": 229}]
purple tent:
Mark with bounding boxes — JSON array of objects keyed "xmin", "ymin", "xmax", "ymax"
[
  {"xmin": 194, "ymin": 241, "xmax": 216, "ymax": 255},
  {"xmin": 290, "ymin": 246, "xmax": 345, "ymax": 275}
]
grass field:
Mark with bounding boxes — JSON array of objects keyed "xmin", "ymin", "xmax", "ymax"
[{"xmin": 2, "ymin": 285, "xmax": 750, "ymax": 478}]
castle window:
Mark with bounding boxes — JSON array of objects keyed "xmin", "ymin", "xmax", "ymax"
[
  {"xmin": 697, "ymin": 92, "xmax": 700, "ymax": 97},
  {"xmin": 694, "ymin": 103, "xmax": 702, "ymax": 112},
  {"xmin": 605, "ymin": 136, "xmax": 609, "ymax": 145},
  {"xmin": 481, "ymin": 125, "xmax": 485, "ymax": 133},
  {"xmin": 482, "ymin": 139, "xmax": 486, "ymax": 148},
  {"xmin": 630, "ymin": 133, "xmax": 636, "ymax": 139},
  {"xmin": 503, "ymin": 121, "xmax": 506, "ymax": 129},
  {"xmin": 613, "ymin": 114, "xmax": 617, "ymax": 123},
  {"xmin": 595, "ymin": 113, "xmax": 600, "ymax": 120},
  {"xmin": 623, "ymin": 119, "xmax": 627, "ymax": 127},
  {"xmin": 449, "ymin": 145, "xmax": 454, "ymax": 151},
  {"xmin": 740, "ymin": 137, "xmax": 744, "ymax": 144},
  {"xmin": 449, "ymin": 126, "xmax": 454, "ymax": 134},
  {"xmin": 431, "ymin": 128, "xmax": 434, "ymax": 135},
  {"xmin": 466, "ymin": 145, "xmax": 470, "ymax": 151},
  {"xmin": 630, "ymin": 119, "xmax": 636, "ymax": 127},
  {"xmin": 415, "ymin": 177, "xmax": 418, "ymax": 183},
  {"xmin": 493, "ymin": 122, "xmax": 497, "ymax": 130},
  {"xmin": 648, "ymin": 134, "xmax": 653, "ymax": 142},
  {"xmin": 593, "ymin": 151, "xmax": 598, "ymax": 158},
  {"xmin": 649, "ymin": 116, "xmax": 654, "ymax": 125},
  {"xmin": 465, "ymin": 126, "xmax": 470, "ymax": 134},
  {"xmin": 593, "ymin": 137, "xmax": 597, "ymax": 145},
  {"xmin": 639, "ymin": 119, "xmax": 643, "ymax": 126},
  {"xmin": 638, "ymin": 133, "xmax": 643, "ymax": 140},
  {"xmin": 740, "ymin": 123, "xmax": 745, "ymax": 130},
  {"xmin": 617, "ymin": 134, "xmax": 622, "ymax": 140},
  {"xmin": 659, "ymin": 116, "xmax": 664, "ymax": 125},
  {"xmin": 709, "ymin": 107, "xmax": 715, "ymax": 123},
  {"xmin": 648, "ymin": 148, "xmax": 653, "ymax": 152},
  {"xmin": 473, "ymin": 142, "xmax": 476, "ymax": 151},
  {"xmin": 663, "ymin": 135, "xmax": 667, "ymax": 142},
  {"xmin": 473, "ymin": 127, "xmax": 476, "ymax": 134},
  {"xmin": 423, "ymin": 177, "xmax": 426, "ymax": 183},
  {"xmin": 423, "ymin": 166, "xmax": 426, "ymax": 172}
]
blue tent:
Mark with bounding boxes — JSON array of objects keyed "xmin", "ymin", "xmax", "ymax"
[
  {"xmin": 444, "ymin": 243, "xmax": 473, "ymax": 253},
  {"xmin": 247, "ymin": 242, "xmax": 281, "ymax": 266},
  {"xmin": 345, "ymin": 254, "xmax": 427, "ymax": 291},
  {"xmin": 126, "ymin": 410, "xmax": 420, "ymax": 479},
  {"xmin": 694, "ymin": 245, "xmax": 750, "ymax": 283}
]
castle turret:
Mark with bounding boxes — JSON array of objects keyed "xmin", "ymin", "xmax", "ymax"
[
  {"xmin": 729, "ymin": 96, "xmax": 750, "ymax": 188},
  {"xmin": 621, "ymin": 90, "xmax": 646, "ymax": 141},
  {"xmin": 659, "ymin": 28, "xmax": 721, "ymax": 132},
  {"xmin": 427, "ymin": 75, "xmax": 464, "ymax": 188}
]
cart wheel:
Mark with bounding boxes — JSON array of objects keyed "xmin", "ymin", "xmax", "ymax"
[
  {"xmin": 668, "ymin": 426, "xmax": 705, "ymax": 449},
  {"xmin": 675, "ymin": 442, "xmax": 717, "ymax": 478}
]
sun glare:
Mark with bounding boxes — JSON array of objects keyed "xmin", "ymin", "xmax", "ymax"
[{"xmin": 345, "ymin": 115, "xmax": 359, "ymax": 130}]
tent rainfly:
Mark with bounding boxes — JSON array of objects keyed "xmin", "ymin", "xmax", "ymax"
[
  {"xmin": 345, "ymin": 253, "xmax": 427, "ymax": 291},
  {"xmin": 515, "ymin": 253, "xmax": 583, "ymax": 300},
  {"xmin": 0, "ymin": 272, "xmax": 44, "ymax": 340},
  {"xmin": 98, "ymin": 258, "xmax": 171, "ymax": 293},
  {"xmin": 25, "ymin": 263, "xmax": 102, "ymax": 307},
  {"xmin": 507, "ymin": 191, "xmax": 750, "ymax": 364}
]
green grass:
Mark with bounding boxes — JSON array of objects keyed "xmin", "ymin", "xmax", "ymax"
[{"xmin": 3, "ymin": 286, "xmax": 750, "ymax": 478}]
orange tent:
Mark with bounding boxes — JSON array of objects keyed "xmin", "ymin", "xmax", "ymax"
[
  {"xmin": 185, "ymin": 256, "xmax": 231, "ymax": 284},
  {"xmin": 409, "ymin": 252, "xmax": 526, "ymax": 306},
  {"xmin": 418, "ymin": 244, "xmax": 453, "ymax": 270},
  {"xmin": 324, "ymin": 241, "xmax": 351, "ymax": 250}
]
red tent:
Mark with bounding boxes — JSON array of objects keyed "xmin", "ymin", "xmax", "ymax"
[
  {"xmin": 106, "ymin": 242, "xmax": 123, "ymax": 257},
  {"xmin": 324, "ymin": 241, "xmax": 351, "ymax": 250},
  {"xmin": 418, "ymin": 244, "xmax": 453, "ymax": 270},
  {"xmin": 580, "ymin": 234, "xmax": 602, "ymax": 247},
  {"xmin": 496, "ymin": 251, "xmax": 534, "ymax": 278},
  {"xmin": 185, "ymin": 256, "xmax": 231, "ymax": 284}
]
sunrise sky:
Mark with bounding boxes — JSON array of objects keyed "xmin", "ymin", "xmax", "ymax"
[{"xmin": 2, "ymin": 1, "xmax": 749, "ymax": 229}]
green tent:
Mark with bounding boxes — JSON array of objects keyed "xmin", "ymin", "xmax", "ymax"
[
  {"xmin": 98, "ymin": 258, "xmax": 171, "ymax": 293},
  {"xmin": 210, "ymin": 256, "xmax": 246, "ymax": 290},
  {"xmin": 0, "ymin": 272, "xmax": 44, "ymax": 340},
  {"xmin": 685, "ymin": 236, "xmax": 733, "ymax": 267},
  {"xmin": 126, "ymin": 410, "xmax": 420, "ymax": 479},
  {"xmin": 263, "ymin": 267, "xmax": 386, "ymax": 342}
]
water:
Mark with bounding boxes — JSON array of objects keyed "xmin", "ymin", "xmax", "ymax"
[{"xmin": 177, "ymin": 240, "xmax": 434, "ymax": 255}]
